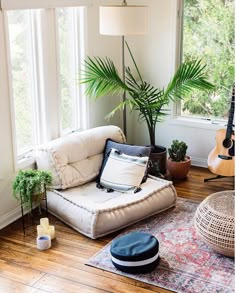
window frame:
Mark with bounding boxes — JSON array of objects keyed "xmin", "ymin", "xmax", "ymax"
[
  {"xmin": 55, "ymin": 6, "xmax": 87, "ymax": 136},
  {"xmin": 0, "ymin": 0, "xmax": 91, "ymax": 10},
  {"xmin": 172, "ymin": 0, "xmax": 228, "ymax": 129},
  {"xmin": 3, "ymin": 6, "xmax": 88, "ymax": 170}
]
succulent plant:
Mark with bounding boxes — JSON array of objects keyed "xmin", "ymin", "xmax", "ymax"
[{"xmin": 168, "ymin": 140, "xmax": 188, "ymax": 162}]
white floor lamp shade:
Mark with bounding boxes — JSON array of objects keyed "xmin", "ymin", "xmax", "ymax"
[
  {"xmin": 99, "ymin": 6, "xmax": 148, "ymax": 36},
  {"xmin": 99, "ymin": 4, "xmax": 148, "ymax": 137}
]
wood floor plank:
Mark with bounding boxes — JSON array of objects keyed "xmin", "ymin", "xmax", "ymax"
[
  {"xmin": 0, "ymin": 276, "xmax": 48, "ymax": 293},
  {"xmin": 0, "ymin": 260, "xmax": 45, "ymax": 286},
  {"xmin": 33, "ymin": 272, "xmax": 166, "ymax": 293},
  {"xmin": 0, "ymin": 167, "xmax": 234, "ymax": 293},
  {"xmin": 33, "ymin": 274, "xmax": 108, "ymax": 293}
]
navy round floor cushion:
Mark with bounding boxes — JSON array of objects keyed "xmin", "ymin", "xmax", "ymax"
[{"xmin": 110, "ymin": 232, "xmax": 159, "ymax": 274}]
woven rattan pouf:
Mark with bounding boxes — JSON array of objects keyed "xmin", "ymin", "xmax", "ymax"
[{"xmin": 194, "ymin": 190, "xmax": 235, "ymax": 257}]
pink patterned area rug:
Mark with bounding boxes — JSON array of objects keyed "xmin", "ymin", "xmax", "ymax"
[{"xmin": 87, "ymin": 198, "xmax": 235, "ymax": 293}]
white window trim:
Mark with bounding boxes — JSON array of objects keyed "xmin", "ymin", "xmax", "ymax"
[
  {"xmin": 33, "ymin": 10, "xmax": 49, "ymax": 145},
  {"xmin": 3, "ymin": 11, "xmax": 18, "ymax": 169},
  {"xmin": 41, "ymin": 8, "xmax": 61, "ymax": 141},
  {"xmin": 80, "ymin": 7, "xmax": 89, "ymax": 130},
  {"xmin": 17, "ymin": 153, "xmax": 36, "ymax": 170},
  {"xmin": 77, "ymin": 7, "xmax": 88, "ymax": 131},
  {"xmin": 169, "ymin": 0, "xmax": 183, "ymax": 122},
  {"xmin": 167, "ymin": 116, "xmax": 227, "ymax": 131},
  {"xmin": 0, "ymin": 0, "xmax": 92, "ymax": 11}
]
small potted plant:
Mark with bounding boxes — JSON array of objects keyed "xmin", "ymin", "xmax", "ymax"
[
  {"xmin": 12, "ymin": 169, "xmax": 52, "ymax": 209},
  {"xmin": 167, "ymin": 140, "xmax": 191, "ymax": 179}
]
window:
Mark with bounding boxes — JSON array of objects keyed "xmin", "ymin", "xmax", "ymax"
[
  {"xmin": 179, "ymin": 0, "xmax": 234, "ymax": 121},
  {"xmin": 57, "ymin": 7, "xmax": 86, "ymax": 134},
  {"xmin": 5, "ymin": 7, "xmax": 86, "ymax": 161},
  {"xmin": 7, "ymin": 10, "xmax": 43, "ymax": 156}
]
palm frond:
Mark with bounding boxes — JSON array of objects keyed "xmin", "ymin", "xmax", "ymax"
[
  {"xmin": 125, "ymin": 41, "xmax": 144, "ymax": 85},
  {"xmin": 105, "ymin": 100, "xmax": 129, "ymax": 120},
  {"xmin": 80, "ymin": 56, "xmax": 128, "ymax": 98},
  {"xmin": 165, "ymin": 59, "xmax": 215, "ymax": 101}
]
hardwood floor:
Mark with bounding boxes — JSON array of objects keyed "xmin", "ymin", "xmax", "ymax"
[{"xmin": 0, "ymin": 167, "xmax": 234, "ymax": 293}]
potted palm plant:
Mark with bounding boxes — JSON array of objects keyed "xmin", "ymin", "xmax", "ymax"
[
  {"xmin": 80, "ymin": 42, "xmax": 214, "ymax": 175},
  {"xmin": 12, "ymin": 169, "xmax": 52, "ymax": 209},
  {"xmin": 167, "ymin": 140, "xmax": 191, "ymax": 179}
]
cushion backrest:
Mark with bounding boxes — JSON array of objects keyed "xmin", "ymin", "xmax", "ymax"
[{"xmin": 36, "ymin": 125, "xmax": 126, "ymax": 189}]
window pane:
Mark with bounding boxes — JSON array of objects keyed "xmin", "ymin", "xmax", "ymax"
[
  {"xmin": 181, "ymin": 0, "xmax": 234, "ymax": 119},
  {"xmin": 7, "ymin": 10, "xmax": 35, "ymax": 155},
  {"xmin": 57, "ymin": 7, "xmax": 85, "ymax": 133}
]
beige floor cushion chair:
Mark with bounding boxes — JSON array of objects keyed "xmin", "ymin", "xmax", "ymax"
[{"xmin": 36, "ymin": 125, "xmax": 177, "ymax": 239}]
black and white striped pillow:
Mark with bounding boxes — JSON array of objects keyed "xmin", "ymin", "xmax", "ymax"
[{"xmin": 100, "ymin": 148, "xmax": 149, "ymax": 193}]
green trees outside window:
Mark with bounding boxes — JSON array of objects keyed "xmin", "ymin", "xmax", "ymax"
[{"xmin": 182, "ymin": 0, "xmax": 234, "ymax": 119}]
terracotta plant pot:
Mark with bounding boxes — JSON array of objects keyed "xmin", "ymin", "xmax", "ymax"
[{"xmin": 167, "ymin": 156, "xmax": 191, "ymax": 179}]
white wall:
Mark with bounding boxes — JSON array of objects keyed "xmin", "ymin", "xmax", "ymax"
[
  {"xmin": 0, "ymin": 12, "xmax": 19, "ymax": 228},
  {"xmin": 86, "ymin": 1, "xmax": 122, "ymax": 129}
]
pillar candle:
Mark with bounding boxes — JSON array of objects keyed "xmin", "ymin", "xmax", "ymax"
[
  {"xmin": 37, "ymin": 225, "xmax": 47, "ymax": 237},
  {"xmin": 48, "ymin": 225, "xmax": 56, "ymax": 240},
  {"xmin": 37, "ymin": 225, "xmax": 56, "ymax": 240},
  {"xmin": 40, "ymin": 217, "xmax": 49, "ymax": 227}
]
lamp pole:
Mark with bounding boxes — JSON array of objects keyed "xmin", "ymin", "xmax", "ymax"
[
  {"xmin": 122, "ymin": 0, "xmax": 127, "ymax": 137},
  {"xmin": 122, "ymin": 35, "xmax": 127, "ymax": 137}
]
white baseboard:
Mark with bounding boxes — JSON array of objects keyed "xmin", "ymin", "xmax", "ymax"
[
  {"xmin": 191, "ymin": 157, "xmax": 208, "ymax": 168},
  {"xmin": 0, "ymin": 206, "xmax": 22, "ymax": 230},
  {"xmin": 0, "ymin": 203, "xmax": 39, "ymax": 230}
]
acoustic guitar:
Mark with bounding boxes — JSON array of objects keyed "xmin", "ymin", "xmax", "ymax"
[{"xmin": 208, "ymin": 85, "xmax": 235, "ymax": 177}]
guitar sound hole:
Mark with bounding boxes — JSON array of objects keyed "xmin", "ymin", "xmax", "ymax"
[{"xmin": 222, "ymin": 138, "xmax": 233, "ymax": 149}]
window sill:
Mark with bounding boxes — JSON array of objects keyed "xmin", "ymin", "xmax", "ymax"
[
  {"xmin": 15, "ymin": 129, "xmax": 84, "ymax": 171},
  {"xmin": 16, "ymin": 156, "xmax": 36, "ymax": 171},
  {"xmin": 167, "ymin": 116, "xmax": 227, "ymax": 131}
]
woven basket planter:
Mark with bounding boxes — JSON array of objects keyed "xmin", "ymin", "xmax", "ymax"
[{"xmin": 194, "ymin": 190, "xmax": 235, "ymax": 257}]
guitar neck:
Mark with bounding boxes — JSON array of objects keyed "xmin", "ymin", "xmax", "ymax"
[{"xmin": 226, "ymin": 86, "xmax": 235, "ymax": 139}]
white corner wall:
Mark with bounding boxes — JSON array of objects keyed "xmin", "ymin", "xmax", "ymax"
[{"xmin": 0, "ymin": 11, "xmax": 20, "ymax": 228}]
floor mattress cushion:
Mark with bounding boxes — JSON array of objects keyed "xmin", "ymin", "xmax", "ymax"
[{"xmin": 46, "ymin": 176, "xmax": 177, "ymax": 239}]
